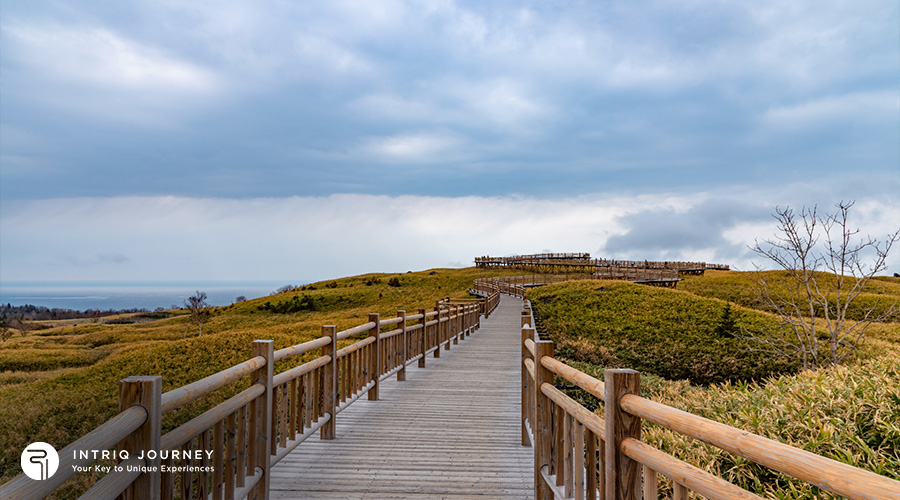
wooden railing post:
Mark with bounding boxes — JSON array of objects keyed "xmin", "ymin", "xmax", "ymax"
[
  {"xmin": 321, "ymin": 326, "xmax": 337, "ymax": 440},
  {"xmin": 368, "ymin": 313, "xmax": 380, "ymax": 401},
  {"xmin": 453, "ymin": 305, "xmax": 460, "ymax": 345},
  {"xmin": 118, "ymin": 376, "xmax": 161, "ymax": 500},
  {"xmin": 534, "ymin": 340, "xmax": 555, "ymax": 500},
  {"xmin": 249, "ymin": 340, "xmax": 274, "ymax": 500},
  {"xmin": 605, "ymin": 369, "xmax": 641, "ymax": 500},
  {"xmin": 397, "ymin": 310, "xmax": 407, "ymax": 381},
  {"xmin": 433, "ymin": 307, "xmax": 441, "ymax": 358},
  {"xmin": 418, "ymin": 308, "xmax": 427, "ymax": 368}
]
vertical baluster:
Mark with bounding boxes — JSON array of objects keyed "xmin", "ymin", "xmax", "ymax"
[
  {"xmin": 289, "ymin": 378, "xmax": 298, "ymax": 440},
  {"xmin": 225, "ymin": 412, "xmax": 236, "ymax": 500},
  {"xmin": 198, "ymin": 430, "xmax": 210, "ymax": 499},
  {"xmin": 418, "ymin": 309, "xmax": 427, "ymax": 367},
  {"xmin": 556, "ymin": 405, "xmax": 565, "ymax": 487},
  {"xmin": 643, "ymin": 466, "xmax": 658, "ymax": 500},
  {"xmin": 298, "ymin": 374, "xmax": 307, "ymax": 430},
  {"xmin": 269, "ymin": 387, "xmax": 278, "ymax": 456},
  {"xmin": 236, "ymin": 406, "xmax": 246, "ymax": 488},
  {"xmin": 674, "ymin": 482, "xmax": 688, "ymax": 500},
  {"xmin": 181, "ymin": 440, "xmax": 193, "ymax": 500},
  {"xmin": 574, "ymin": 420, "xmax": 584, "ymax": 500},
  {"xmin": 213, "ymin": 420, "xmax": 224, "ymax": 500},
  {"xmin": 586, "ymin": 429, "xmax": 598, "ymax": 498},
  {"xmin": 280, "ymin": 384, "xmax": 289, "ymax": 448},
  {"xmin": 162, "ymin": 455, "xmax": 174, "ymax": 500},
  {"xmin": 311, "ymin": 366, "xmax": 320, "ymax": 420}
]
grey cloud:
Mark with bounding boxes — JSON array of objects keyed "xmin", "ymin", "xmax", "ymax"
[
  {"xmin": 1, "ymin": 1, "xmax": 897, "ymax": 201},
  {"xmin": 601, "ymin": 199, "xmax": 770, "ymax": 262}
]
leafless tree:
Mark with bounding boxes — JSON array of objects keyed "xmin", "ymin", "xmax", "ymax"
[
  {"xmin": 11, "ymin": 314, "xmax": 34, "ymax": 338},
  {"xmin": 0, "ymin": 315, "xmax": 12, "ymax": 342},
  {"xmin": 747, "ymin": 201, "xmax": 900, "ymax": 369},
  {"xmin": 184, "ymin": 290, "xmax": 211, "ymax": 337}
]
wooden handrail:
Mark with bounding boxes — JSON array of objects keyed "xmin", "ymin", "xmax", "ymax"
[
  {"xmin": 160, "ymin": 355, "xmax": 266, "ymax": 413},
  {"xmin": 379, "ymin": 316, "xmax": 404, "ymax": 326},
  {"xmin": 619, "ymin": 394, "xmax": 900, "ymax": 500},
  {"xmin": 336, "ymin": 321, "xmax": 376, "ymax": 340},
  {"xmin": 272, "ymin": 355, "xmax": 331, "ymax": 386},
  {"xmin": 540, "ymin": 383, "xmax": 604, "ymax": 438},
  {"xmin": 337, "ymin": 335, "xmax": 376, "ymax": 358},
  {"xmin": 540, "ymin": 356, "xmax": 605, "ymax": 402},
  {"xmin": 273, "ymin": 336, "xmax": 331, "ymax": 362},
  {"xmin": 621, "ymin": 439, "xmax": 764, "ymax": 500},
  {"xmin": 0, "ymin": 405, "xmax": 146, "ymax": 500}
]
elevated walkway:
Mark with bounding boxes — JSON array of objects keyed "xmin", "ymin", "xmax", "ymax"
[{"xmin": 270, "ymin": 296, "xmax": 533, "ymax": 499}]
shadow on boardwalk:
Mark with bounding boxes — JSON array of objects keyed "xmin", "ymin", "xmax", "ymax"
[{"xmin": 270, "ymin": 296, "xmax": 533, "ymax": 499}]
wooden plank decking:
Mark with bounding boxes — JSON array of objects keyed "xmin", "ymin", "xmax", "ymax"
[{"xmin": 270, "ymin": 296, "xmax": 533, "ymax": 499}]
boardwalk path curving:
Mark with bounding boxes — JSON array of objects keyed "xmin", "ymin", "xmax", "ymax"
[{"xmin": 270, "ymin": 295, "xmax": 533, "ymax": 499}]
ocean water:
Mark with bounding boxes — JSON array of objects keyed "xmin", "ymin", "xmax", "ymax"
[{"xmin": 0, "ymin": 281, "xmax": 298, "ymax": 311}]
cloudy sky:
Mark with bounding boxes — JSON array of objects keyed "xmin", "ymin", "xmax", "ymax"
[{"xmin": 1, "ymin": 0, "xmax": 898, "ymax": 283}]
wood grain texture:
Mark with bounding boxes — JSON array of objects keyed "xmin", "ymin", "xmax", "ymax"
[{"xmin": 270, "ymin": 297, "xmax": 533, "ymax": 500}]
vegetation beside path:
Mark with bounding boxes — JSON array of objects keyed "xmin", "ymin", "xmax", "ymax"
[{"xmin": 530, "ymin": 271, "xmax": 900, "ymax": 499}]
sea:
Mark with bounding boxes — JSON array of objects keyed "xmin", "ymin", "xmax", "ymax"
[{"xmin": 0, "ymin": 281, "xmax": 298, "ymax": 312}]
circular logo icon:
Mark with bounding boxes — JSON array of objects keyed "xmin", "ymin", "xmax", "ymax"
[{"xmin": 21, "ymin": 442, "xmax": 59, "ymax": 481}]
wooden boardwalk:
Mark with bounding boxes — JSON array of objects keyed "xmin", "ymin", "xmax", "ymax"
[{"xmin": 270, "ymin": 296, "xmax": 533, "ymax": 499}]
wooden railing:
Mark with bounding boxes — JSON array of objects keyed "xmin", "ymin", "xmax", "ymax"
[
  {"xmin": 0, "ymin": 290, "xmax": 500, "ymax": 500},
  {"xmin": 519, "ymin": 300, "xmax": 900, "ymax": 500},
  {"xmin": 476, "ymin": 271, "xmax": 682, "ymax": 292},
  {"xmin": 476, "ymin": 254, "xmax": 730, "ymax": 273},
  {"xmin": 474, "ymin": 272, "xmax": 685, "ymax": 295}
]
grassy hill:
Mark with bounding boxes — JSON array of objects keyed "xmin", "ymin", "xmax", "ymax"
[
  {"xmin": 0, "ymin": 267, "xmax": 518, "ymax": 497},
  {"xmin": 679, "ymin": 270, "xmax": 900, "ymax": 322},
  {"xmin": 528, "ymin": 279, "xmax": 798, "ymax": 384},
  {"xmin": 529, "ymin": 271, "xmax": 900, "ymax": 498}
]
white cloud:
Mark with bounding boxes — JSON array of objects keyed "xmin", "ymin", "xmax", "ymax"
[
  {"xmin": 363, "ymin": 132, "xmax": 462, "ymax": 161},
  {"xmin": 2, "ymin": 23, "xmax": 223, "ymax": 126},
  {"xmin": 4, "ymin": 24, "xmax": 218, "ymax": 92}
]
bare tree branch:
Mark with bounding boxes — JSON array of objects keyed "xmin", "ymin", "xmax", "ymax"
[{"xmin": 745, "ymin": 201, "xmax": 900, "ymax": 370}]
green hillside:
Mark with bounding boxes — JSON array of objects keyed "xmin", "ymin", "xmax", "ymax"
[
  {"xmin": 679, "ymin": 270, "xmax": 900, "ymax": 322},
  {"xmin": 528, "ymin": 279, "xmax": 798, "ymax": 384}
]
